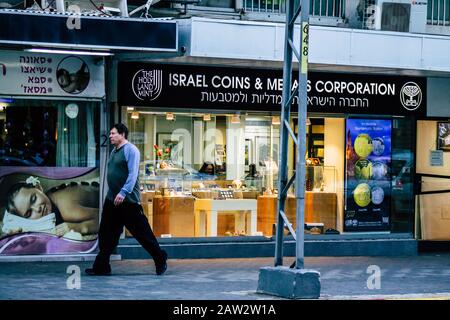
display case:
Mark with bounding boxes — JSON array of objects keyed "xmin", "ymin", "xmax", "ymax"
[
  {"xmin": 304, "ymin": 165, "xmax": 337, "ymax": 193},
  {"xmin": 141, "ymin": 168, "xmax": 196, "ymax": 237},
  {"xmin": 140, "ymin": 162, "xmax": 193, "ymax": 196},
  {"xmin": 257, "ymin": 165, "xmax": 338, "ymax": 236},
  {"xmin": 139, "ymin": 163, "xmax": 194, "ymax": 237},
  {"xmin": 153, "ymin": 195, "xmax": 196, "ymax": 237},
  {"xmin": 139, "ymin": 161, "xmax": 262, "ymax": 237},
  {"xmin": 138, "ymin": 161, "xmax": 338, "ymax": 237},
  {"xmin": 257, "ymin": 192, "xmax": 338, "ymax": 236}
]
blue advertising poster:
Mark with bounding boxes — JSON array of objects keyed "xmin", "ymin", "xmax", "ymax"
[{"xmin": 345, "ymin": 119, "xmax": 392, "ymax": 231}]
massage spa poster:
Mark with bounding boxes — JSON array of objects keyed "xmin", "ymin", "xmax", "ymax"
[
  {"xmin": 0, "ymin": 167, "xmax": 99, "ymax": 255},
  {"xmin": 344, "ymin": 119, "xmax": 392, "ymax": 231}
]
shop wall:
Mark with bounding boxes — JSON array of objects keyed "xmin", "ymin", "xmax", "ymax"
[
  {"xmin": 216, "ymin": 117, "xmax": 226, "ymax": 146},
  {"xmin": 215, "ymin": 117, "xmax": 227, "ymax": 172},
  {"xmin": 189, "ymin": 18, "xmax": 450, "ymax": 73},
  {"xmin": 155, "ymin": 115, "xmax": 193, "ymax": 167},
  {"xmin": 416, "ymin": 120, "xmax": 450, "ymax": 176},
  {"xmin": 427, "ymin": 78, "xmax": 450, "ymax": 117},
  {"xmin": 193, "ymin": 119, "xmax": 204, "ymax": 166},
  {"xmin": 127, "ymin": 116, "xmax": 146, "ymax": 160},
  {"xmin": 204, "ymin": 119, "xmax": 217, "ymax": 164},
  {"xmin": 144, "ymin": 115, "xmax": 156, "ymax": 161},
  {"xmin": 416, "ymin": 120, "xmax": 450, "ymax": 240},
  {"xmin": 324, "ymin": 118, "xmax": 345, "ymax": 232},
  {"xmin": 226, "ymin": 117, "xmax": 245, "ymax": 180}
]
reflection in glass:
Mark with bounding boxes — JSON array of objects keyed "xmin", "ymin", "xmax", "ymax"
[{"xmin": 0, "ymin": 100, "xmax": 99, "ymax": 167}]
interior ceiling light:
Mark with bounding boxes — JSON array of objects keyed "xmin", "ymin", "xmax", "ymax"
[
  {"xmin": 24, "ymin": 48, "xmax": 114, "ymax": 56},
  {"xmin": 203, "ymin": 114, "xmax": 211, "ymax": 121},
  {"xmin": 131, "ymin": 111, "xmax": 139, "ymax": 119},
  {"xmin": 231, "ymin": 114, "xmax": 240, "ymax": 124},
  {"xmin": 166, "ymin": 112, "xmax": 175, "ymax": 121},
  {"xmin": 306, "ymin": 118, "xmax": 311, "ymax": 125},
  {"xmin": 272, "ymin": 116, "xmax": 281, "ymax": 125}
]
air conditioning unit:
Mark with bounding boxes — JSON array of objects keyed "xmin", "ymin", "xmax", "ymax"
[{"xmin": 364, "ymin": 0, "xmax": 427, "ymax": 33}]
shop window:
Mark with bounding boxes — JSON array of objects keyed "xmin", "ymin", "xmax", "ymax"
[
  {"xmin": 390, "ymin": 117, "xmax": 415, "ymax": 233},
  {"xmin": 126, "ymin": 109, "xmax": 287, "ymax": 238},
  {"xmin": 307, "ymin": 118, "xmax": 325, "ymax": 162},
  {"xmin": 124, "ymin": 108, "xmax": 416, "ymax": 239},
  {"xmin": 126, "ymin": 109, "xmax": 342, "ymax": 239},
  {"xmin": 0, "ymin": 100, "xmax": 99, "ymax": 167},
  {"xmin": 293, "ymin": 117, "xmax": 325, "ymax": 164},
  {"xmin": 0, "ymin": 100, "xmax": 101, "ymax": 255}
]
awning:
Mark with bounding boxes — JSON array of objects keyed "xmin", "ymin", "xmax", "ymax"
[{"xmin": 0, "ymin": 10, "xmax": 178, "ymax": 52}]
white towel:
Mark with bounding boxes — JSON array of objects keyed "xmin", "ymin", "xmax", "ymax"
[{"xmin": 2, "ymin": 210, "xmax": 56, "ymax": 234}]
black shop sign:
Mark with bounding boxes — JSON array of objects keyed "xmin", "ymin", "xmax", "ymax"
[{"xmin": 118, "ymin": 63, "xmax": 426, "ymax": 116}]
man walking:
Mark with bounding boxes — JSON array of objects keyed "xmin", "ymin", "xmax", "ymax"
[{"xmin": 86, "ymin": 123, "xmax": 167, "ymax": 276}]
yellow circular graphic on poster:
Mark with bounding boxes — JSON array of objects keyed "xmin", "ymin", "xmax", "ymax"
[
  {"xmin": 354, "ymin": 134, "xmax": 373, "ymax": 158},
  {"xmin": 355, "ymin": 159, "xmax": 373, "ymax": 180},
  {"xmin": 353, "ymin": 183, "xmax": 371, "ymax": 207}
]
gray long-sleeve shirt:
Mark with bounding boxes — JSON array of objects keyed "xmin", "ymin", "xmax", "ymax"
[{"xmin": 106, "ymin": 142, "xmax": 141, "ymax": 204}]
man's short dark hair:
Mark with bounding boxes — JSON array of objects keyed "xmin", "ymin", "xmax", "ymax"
[{"xmin": 112, "ymin": 123, "xmax": 128, "ymax": 139}]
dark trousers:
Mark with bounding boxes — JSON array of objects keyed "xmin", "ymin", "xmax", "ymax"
[{"xmin": 93, "ymin": 199, "xmax": 164, "ymax": 272}]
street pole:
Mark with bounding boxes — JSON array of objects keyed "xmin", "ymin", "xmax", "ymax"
[
  {"xmin": 274, "ymin": 0, "xmax": 295, "ymax": 268},
  {"xmin": 258, "ymin": 0, "xmax": 320, "ymax": 299},
  {"xmin": 295, "ymin": 0, "xmax": 310, "ymax": 269},
  {"xmin": 274, "ymin": 0, "xmax": 309, "ymax": 269}
]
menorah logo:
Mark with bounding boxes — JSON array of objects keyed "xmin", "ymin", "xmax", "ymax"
[
  {"xmin": 132, "ymin": 69, "xmax": 163, "ymax": 101},
  {"xmin": 400, "ymin": 82, "xmax": 422, "ymax": 111}
]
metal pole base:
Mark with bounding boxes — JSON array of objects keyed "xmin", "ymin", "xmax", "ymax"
[{"xmin": 257, "ymin": 266, "xmax": 321, "ymax": 299}]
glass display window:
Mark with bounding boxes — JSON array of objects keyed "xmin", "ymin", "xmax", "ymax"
[
  {"xmin": 123, "ymin": 107, "xmax": 284, "ymax": 238},
  {"xmin": 0, "ymin": 98, "xmax": 101, "ymax": 255},
  {"xmin": 122, "ymin": 107, "xmax": 416, "ymax": 238},
  {"xmin": 0, "ymin": 99, "xmax": 100, "ymax": 167}
]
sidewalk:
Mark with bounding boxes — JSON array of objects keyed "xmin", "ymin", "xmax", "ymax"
[{"xmin": 1, "ymin": 254, "xmax": 449, "ymax": 300}]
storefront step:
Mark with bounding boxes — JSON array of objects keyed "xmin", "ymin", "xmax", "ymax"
[
  {"xmin": 418, "ymin": 241, "xmax": 450, "ymax": 253},
  {"xmin": 0, "ymin": 254, "xmax": 121, "ymax": 263},
  {"xmin": 117, "ymin": 236, "xmax": 417, "ymax": 259}
]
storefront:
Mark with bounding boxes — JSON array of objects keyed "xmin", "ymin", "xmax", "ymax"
[
  {"xmin": 0, "ymin": 50, "xmax": 105, "ymax": 255},
  {"xmin": 415, "ymin": 77, "xmax": 450, "ymax": 243},
  {"xmin": 117, "ymin": 62, "xmax": 427, "ymax": 242}
]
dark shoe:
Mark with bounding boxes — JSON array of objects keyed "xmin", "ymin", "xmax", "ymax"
[
  {"xmin": 85, "ymin": 268, "xmax": 111, "ymax": 276},
  {"xmin": 155, "ymin": 250, "xmax": 168, "ymax": 275}
]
